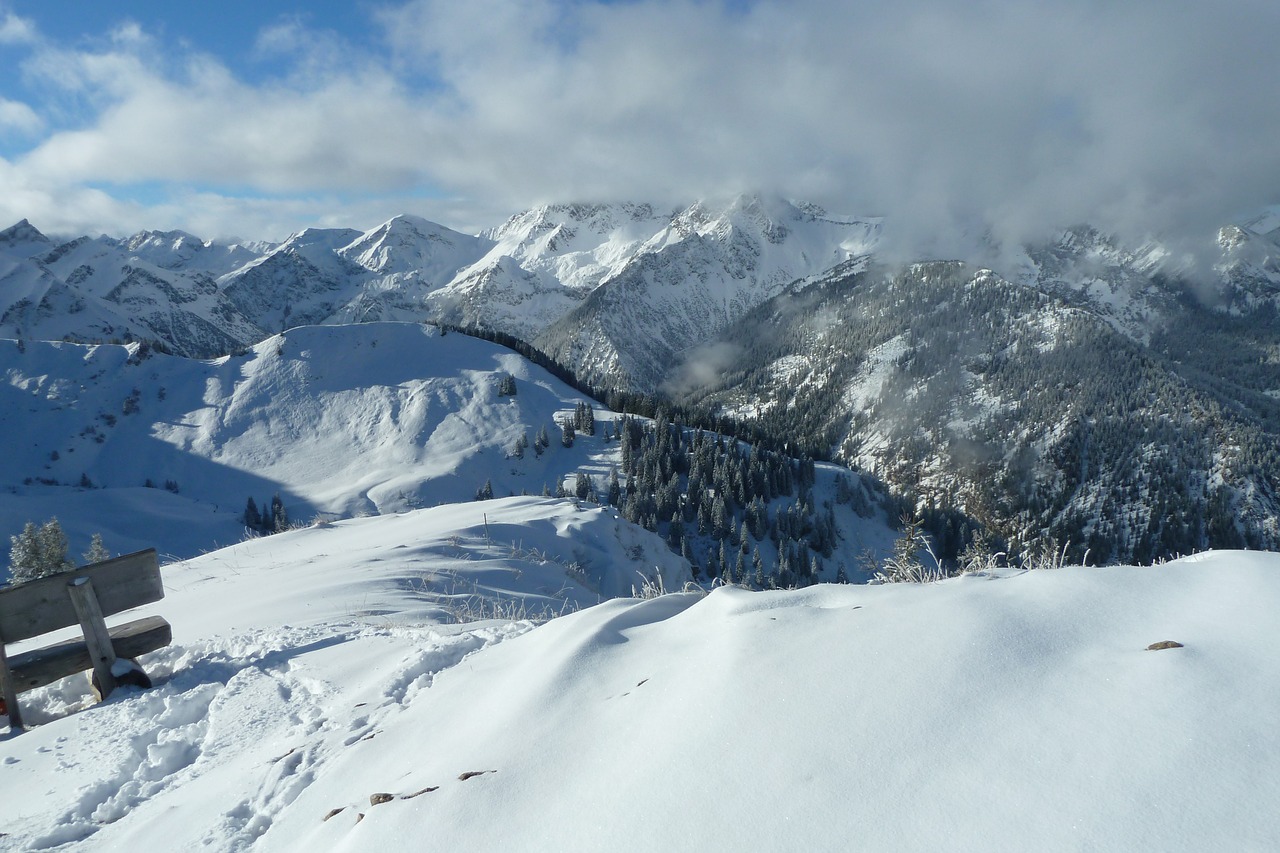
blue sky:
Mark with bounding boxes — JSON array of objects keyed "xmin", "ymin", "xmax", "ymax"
[
  {"xmin": 1, "ymin": 1, "xmax": 379, "ymax": 78},
  {"xmin": 0, "ymin": 0, "xmax": 1277, "ymax": 250}
]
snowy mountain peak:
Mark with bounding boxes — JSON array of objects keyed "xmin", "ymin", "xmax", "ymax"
[
  {"xmin": 483, "ymin": 202, "xmax": 667, "ymax": 247},
  {"xmin": 278, "ymin": 226, "xmax": 366, "ymax": 254},
  {"xmin": 1241, "ymin": 208, "xmax": 1280, "ymax": 240},
  {"xmin": 0, "ymin": 218, "xmax": 53, "ymax": 258},
  {"xmin": 338, "ymin": 214, "xmax": 492, "ymax": 276},
  {"xmin": 123, "ymin": 228, "xmax": 201, "ymax": 253},
  {"xmin": 118, "ymin": 228, "xmax": 243, "ymax": 273}
]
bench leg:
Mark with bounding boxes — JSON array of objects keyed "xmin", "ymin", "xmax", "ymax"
[
  {"xmin": 91, "ymin": 658, "xmax": 152, "ymax": 702},
  {"xmin": 67, "ymin": 577, "xmax": 118, "ymax": 700}
]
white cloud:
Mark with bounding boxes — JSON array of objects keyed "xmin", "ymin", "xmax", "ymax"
[
  {"xmin": 0, "ymin": 10, "xmax": 35, "ymax": 44},
  {"xmin": 2, "ymin": 0, "xmax": 1279, "ymax": 252},
  {"xmin": 0, "ymin": 97, "xmax": 42, "ymax": 134}
]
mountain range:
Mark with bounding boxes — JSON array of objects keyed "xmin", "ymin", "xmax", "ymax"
[
  {"xmin": 0, "ymin": 195, "xmax": 881, "ymax": 383},
  {"xmin": 4, "ymin": 198, "xmax": 1280, "ymax": 850},
  {"xmin": 1, "ymin": 196, "xmax": 1279, "ymax": 564}
]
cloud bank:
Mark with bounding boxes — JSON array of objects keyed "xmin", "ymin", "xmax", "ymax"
[{"xmin": 0, "ymin": 0, "xmax": 1277, "ymax": 250}]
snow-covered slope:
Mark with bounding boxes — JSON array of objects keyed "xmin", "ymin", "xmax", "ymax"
[
  {"xmin": 0, "ymin": 321, "xmax": 901, "ymax": 588},
  {"xmin": 338, "ymin": 214, "xmax": 491, "ymax": 279},
  {"xmin": 1, "ymin": 198, "xmax": 881, "ymax": 384},
  {"xmin": 1008, "ymin": 220, "xmax": 1280, "ymax": 346},
  {"xmin": 0, "ymin": 219, "xmax": 53, "ymax": 259},
  {"xmin": 4, "ymin": 202, "xmax": 1278, "ymax": 389},
  {"xmin": 119, "ymin": 229, "xmax": 267, "ymax": 277},
  {"xmin": 1011, "ymin": 226, "xmax": 1177, "ymax": 343},
  {"xmin": 529, "ymin": 195, "xmax": 882, "ymax": 389},
  {"xmin": 679, "ymin": 259, "xmax": 1280, "ymax": 564},
  {"xmin": 3, "ymin": 544, "xmax": 1277, "ymax": 851},
  {"xmin": 1216, "ymin": 219, "xmax": 1280, "ymax": 309},
  {"xmin": 0, "ymin": 323, "xmax": 640, "ymax": 569},
  {"xmin": 0, "ymin": 224, "xmax": 267, "ymax": 357},
  {"xmin": 218, "ymin": 228, "xmax": 369, "ymax": 332}
]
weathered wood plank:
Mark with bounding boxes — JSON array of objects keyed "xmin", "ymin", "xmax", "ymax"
[
  {"xmin": 0, "ymin": 550, "xmax": 162, "ymax": 643},
  {"xmin": 6, "ymin": 616, "xmax": 171, "ymax": 694},
  {"xmin": 0, "ymin": 640, "xmax": 24, "ymax": 729},
  {"xmin": 67, "ymin": 577, "xmax": 118, "ymax": 699}
]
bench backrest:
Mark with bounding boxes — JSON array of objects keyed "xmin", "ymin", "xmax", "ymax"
[{"xmin": 0, "ymin": 549, "xmax": 162, "ymax": 644}]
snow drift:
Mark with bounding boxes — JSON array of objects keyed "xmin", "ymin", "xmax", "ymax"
[{"xmin": 2, "ymin": 534, "xmax": 1277, "ymax": 851}]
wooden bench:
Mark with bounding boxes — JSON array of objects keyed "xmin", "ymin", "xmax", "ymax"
[{"xmin": 0, "ymin": 549, "xmax": 171, "ymax": 731}]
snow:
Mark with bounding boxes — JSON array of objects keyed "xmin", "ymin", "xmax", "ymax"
[
  {"xmin": 2, "ymin": 203, "xmax": 1279, "ymax": 850},
  {"xmin": 842, "ymin": 333, "xmax": 909, "ymax": 414},
  {"xmin": 0, "ymin": 323, "xmax": 641, "ymax": 573},
  {"xmin": 3, "ymin": 542, "xmax": 1278, "ymax": 851},
  {"xmin": 0, "ymin": 322, "xmax": 901, "ymax": 590}
]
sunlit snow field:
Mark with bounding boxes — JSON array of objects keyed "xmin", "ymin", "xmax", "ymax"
[{"xmin": 3, "ymin": 512, "xmax": 1277, "ymax": 851}]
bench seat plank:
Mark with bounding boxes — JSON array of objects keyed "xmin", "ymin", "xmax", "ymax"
[{"xmin": 6, "ymin": 616, "xmax": 171, "ymax": 694}]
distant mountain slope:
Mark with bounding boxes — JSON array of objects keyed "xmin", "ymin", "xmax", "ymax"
[
  {"xmin": 674, "ymin": 261, "xmax": 1280, "ymax": 563},
  {"xmin": 3, "ymin": 201, "xmax": 1277, "ymax": 378},
  {"xmin": 0, "ymin": 222, "xmax": 267, "ymax": 356},
  {"xmin": 0, "ymin": 218, "xmax": 52, "ymax": 258},
  {"xmin": 0, "ymin": 197, "xmax": 880, "ymax": 377},
  {"xmin": 217, "ymin": 227, "xmax": 370, "ymax": 331},
  {"xmin": 530, "ymin": 195, "xmax": 881, "ymax": 390},
  {"xmin": 4, "ymin": 203, "xmax": 1279, "ymax": 568},
  {"xmin": 0, "ymin": 322, "xmax": 899, "ymax": 584}
]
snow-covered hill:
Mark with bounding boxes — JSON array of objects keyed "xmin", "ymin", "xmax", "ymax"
[
  {"xmin": 3, "ymin": 536, "xmax": 1277, "ymax": 851},
  {"xmin": 0, "ymin": 322, "xmax": 899, "ymax": 587},
  {"xmin": 0, "ymin": 323, "xmax": 643, "ymax": 570}
]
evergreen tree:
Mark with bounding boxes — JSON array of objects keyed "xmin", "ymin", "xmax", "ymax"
[
  {"xmin": 712, "ymin": 494, "xmax": 730, "ymax": 540},
  {"xmin": 561, "ymin": 419, "xmax": 576, "ymax": 447},
  {"xmin": 881, "ymin": 515, "xmax": 929, "ymax": 582},
  {"xmin": 668, "ymin": 511, "xmax": 684, "ymax": 547},
  {"xmin": 83, "ymin": 532, "xmax": 110, "ymax": 565},
  {"xmin": 8, "ymin": 521, "xmax": 39, "ymax": 581},
  {"xmin": 9, "ymin": 518, "xmax": 74, "ymax": 583},
  {"xmin": 575, "ymin": 472, "xmax": 591, "ymax": 501},
  {"xmin": 607, "ymin": 468, "xmax": 622, "ymax": 506},
  {"xmin": 270, "ymin": 494, "xmax": 289, "ymax": 532},
  {"xmin": 37, "ymin": 518, "xmax": 73, "ymax": 574},
  {"xmin": 244, "ymin": 497, "xmax": 262, "ymax": 530}
]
